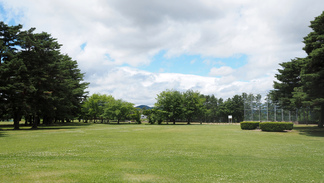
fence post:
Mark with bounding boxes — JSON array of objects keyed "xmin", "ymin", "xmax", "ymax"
[
  {"xmin": 274, "ymin": 105, "xmax": 276, "ymax": 121},
  {"xmin": 282, "ymin": 108, "xmax": 284, "ymax": 122},
  {"xmin": 289, "ymin": 111, "xmax": 291, "ymax": 122}
]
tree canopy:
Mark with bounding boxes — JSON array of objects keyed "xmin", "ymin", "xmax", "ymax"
[
  {"xmin": 154, "ymin": 89, "xmax": 246, "ymax": 124},
  {"xmin": 0, "ymin": 22, "xmax": 89, "ymax": 129}
]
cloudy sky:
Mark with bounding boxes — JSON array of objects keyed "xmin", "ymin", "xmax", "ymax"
[{"xmin": 1, "ymin": 0, "xmax": 324, "ymax": 106}]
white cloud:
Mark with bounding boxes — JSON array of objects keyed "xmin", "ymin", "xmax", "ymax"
[
  {"xmin": 87, "ymin": 67, "xmax": 275, "ymax": 105},
  {"xmin": 209, "ymin": 66, "xmax": 235, "ymax": 76},
  {"xmin": 1, "ymin": 0, "xmax": 324, "ymax": 105}
]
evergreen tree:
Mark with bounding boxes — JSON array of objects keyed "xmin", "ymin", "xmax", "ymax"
[
  {"xmin": 301, "ymin": 12, "xmax": 324, "ymax": 127},
  {"xmin": 271, "ymin": 58, "xmax": 304, "ymax": 109},
  {"xmin": 272, "ymin": 12, "xmax": 324, "ymax": 127},
  {"xmin": 0, "ymin": 22, "xmax": 27, "ymax": 129},
  {"xmin": 0, "ymin": 22, "xmax": 88, "ymax": 129}
]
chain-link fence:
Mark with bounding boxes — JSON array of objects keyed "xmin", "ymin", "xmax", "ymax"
[{"xmin": 244, "ymin": 99, "xmax": 319, "ymax": 123}]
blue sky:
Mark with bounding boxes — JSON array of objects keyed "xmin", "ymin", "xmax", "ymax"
[
  {"xmin": 0, "ymin": 3, "xmax": 20, "ymax": 26},
  {"xmin": 1, "ymin": 0, "xmax": 323, "ymax": 105},
  {"xmin": 138, "ymin": 50, "xmax": 248, "ymax": 77}
]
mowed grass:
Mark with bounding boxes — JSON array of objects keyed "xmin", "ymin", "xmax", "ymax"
[{"xmin": 0, "ymin": 122, "xmax": 324, "ymax": 183}]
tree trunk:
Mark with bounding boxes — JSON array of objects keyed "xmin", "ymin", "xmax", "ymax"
[
  {"xmin": 32, "ymin": 115, "xmax": 39, "ymax": 129},
  {"xmin": 319, "ymin": 104, "xmax": 324, "ymax": 128},
  {"xmin": 43, "ymin": 116, "xmax": 48, "ymax": 125},
  {"xmin": 117, "ymin": 119, "xmax": 120, "ymax": 124},
  {"xmin": 13, "ymin": 113, "xmax": 21, "ymax": 130},
  {"xmin": 24, "ymin": 115, "xmax": 28, "ymax": 126}
]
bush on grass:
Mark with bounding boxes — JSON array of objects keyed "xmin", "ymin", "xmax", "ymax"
[
  {"xmin": 259, "ymin": 122, "xmax": 293, "ymax": 132},
  {"xmin": 240, "ymin": 121, "xmax": 260, "ymax": 130}
]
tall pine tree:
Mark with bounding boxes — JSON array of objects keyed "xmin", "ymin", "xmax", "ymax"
[
  {"xmin": 301, "ymin": 11, "xmax": 324, "ymax": 128},
  {"xmin": 272, "ymin": 12, "xmax": 324, "ymax": 127},
  {"xmin": 0, "ymin": 22, "xmax": 88, "ymax": 129}
]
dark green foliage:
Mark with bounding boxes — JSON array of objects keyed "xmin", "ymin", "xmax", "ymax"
[
  {"xmin": 0, "ymin": 22, "xmax": 88, "ymax": 129},
  {"xmin": 143, "ymin": 108, "xmax": 165, "ymax": 125},
  {"xmin": 143, "ymin": 109, "xmax": 154, "ymax": 124},
  {"xmin": 203, "ymin": 94, "xmax": 218, "ymax": 122},
  {"xmin": 271, "ymin": 58, "xmax": 304, "ymax": 109},
  {"xmin": 182, "ymin": 90, "xmax": 205, "ymax": 124},
  {"xmin": 81, "ymin": 94, "xmax": 114, "ymax": 122},
  {"xmin": 240, "ymin": 121, "xmax": 259, "ymax": 130},
  {"xmin": 223, "ymin": 94, "xmax": 244, "ymax": 122},
  {"xmin": 154, "ymin": 90, "xmax": 246, "ymax": 123},
  {"xmin": 155, "ymin": 89, "xmax": 183, "ymax": 124},
  {"xmin": 271, "ymin": 12, "xmax": 324, "ymax": 127},
  {"xmin": 260, "ymin": 122, "xmax": 294, "ymax": 132},
  {"xmin": 103, "ymin": 99, "xmax": 134, "ymax": 124},
  {"xmin": 133, "ymin": 110, "xmax": 141, "ymax": 124},
  {"xmin": 148, "ymin": 115, "xmax": 155, "ymax": 124}
]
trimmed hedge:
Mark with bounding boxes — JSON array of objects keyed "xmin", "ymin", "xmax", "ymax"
[
  {"xmin": 240, "ymin": 121, "xmax": 260, "ymax": 130},
  {"xmin": 259, "ymin": 122, "xmax": 294, "ymax": 132}
]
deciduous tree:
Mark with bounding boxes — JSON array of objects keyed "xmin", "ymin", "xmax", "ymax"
[
  {"xmin": 155, "ymin": 89, "xmax": 183, "ymax": 124},
  {"xmin": 182, "ymin": 90, "xmax": 205, "ymax": 124}
]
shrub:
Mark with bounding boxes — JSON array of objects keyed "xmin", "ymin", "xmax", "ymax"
[
  {"xmin": 240, "ymin": 121, "xmax": 260, "ymax": 130},
  {"xmin": 259, "ymin": 122, "xmax": 294, "ymax": 132},
  {"xmin": 148, "ymin": 116, "xmax": 155, "ymax": 124}
]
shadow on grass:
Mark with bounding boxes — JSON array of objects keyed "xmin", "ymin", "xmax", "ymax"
[
  {"xmin": 102, "ymin": 122, "xmax": 140, "ymax": 125},
  {"xmin": 0, "ymin": 131, "xmax": 7, "ymax": 137},
  {"xmin": 159, "ymin": 123, "xmax": 192, "ymax": 125},
  {"xmin": 47, "ymin": 122, "xmax": 93, "ymax": 127},
  {"xmin": 0, "ymin": 122, "xmax": 93, "ymax": 132},
  {"xmin": 294, "ymin": 126, "xmax": 324, "ymax": 137}
]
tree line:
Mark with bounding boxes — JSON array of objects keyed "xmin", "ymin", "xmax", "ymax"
[
  {"xmin": 153, "ymin": 89, "xmax": 245, "ymax": 124},
  {"xmin": 0, "ymin": 22, "xmax": 89, "ymax": 129},
  {"xmin": 79, "ymin": 94, "xmax": 141, "ymax": 124},
  {"xmin": 80, "ymin": 90, "xmax": 248, "ymax": 124}
]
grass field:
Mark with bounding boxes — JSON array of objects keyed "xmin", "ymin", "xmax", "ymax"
[{"xmin": 1, "ymin": 122, "xmax": 324, "ymax": 182}]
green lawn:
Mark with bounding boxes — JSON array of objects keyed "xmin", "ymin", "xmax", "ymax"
[{"xmin": 0, "ymin": 122, "xmax": 323, "ymax": 182}]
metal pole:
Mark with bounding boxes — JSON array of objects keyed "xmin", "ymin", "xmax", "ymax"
[
  {"xmin": 251, "ymin": 100, "xmax": 253, "ymax": 121},
  {"xmin": 274, "ymin": 105, "xmax": 276, "ymax": 121},
  {"xmin": 289, "ymin": 111, "xmax": 291, "ymax": 122},
  {"xmin": 267, "ymin": 100, "xmax": 269, "ymax": 121},
  {"xmin": 244, "ymin": 102, "xmax": 245, "ymax": 121},
  {"xmin": 281, "ymin": 108, "xmax": 284, "ymax": 122},
  {"xmin": 259, "ymin": 106, "xmax": 261, "ymax": 121}
]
